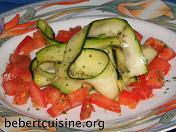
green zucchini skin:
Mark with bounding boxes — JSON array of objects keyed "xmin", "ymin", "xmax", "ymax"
[
  {"xmin": 114, "ymin": 48, "xmax": 129, "ymax": 77},
  {"xmin": 53, "ymin": 26, "xmax": 91, "ymax": 94},
  {"xmin": 36, "ymin": 45, "xmax": 66, "ymax": 63},
  {"xmin": 37, "ymin": 19, "xmax": 62, "ymax": 45},
  {"xmin": 30, "ymin": 58, "xmax": 38, "ymax": 72},
  {"xmin": 33, "ymin": 69, "xmax": 55, "ymax": 87},
  {"xmin": 68, "ymin": 48, "xmax": 109, "ymax": 79},
  {"xmin": 30, "ymin": 58, "xmax": 56, "ymax": 87},
  {"xmin": 36, "ymin": 37, "xmax": 120, "ymax": 63},
  {"xmin": 32, "ymin": 18, "xmax": 148, "ymax": 99},
  {"xmin": 88, "ymin": 18, "xmax": 147, "ymax": 77},
  {"xmin": 86, "ymin": 61, "xmax": 119, "ymax": 99}
]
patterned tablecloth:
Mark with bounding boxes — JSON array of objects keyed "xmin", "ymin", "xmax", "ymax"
[{"xmin": 0, "ymin": 0, "xmax": 176, "ymax": 131}]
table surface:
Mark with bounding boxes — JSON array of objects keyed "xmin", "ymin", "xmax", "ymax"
[{"xmin": 0, "ymin": 0, "xmax": 176, "ymax": 131}]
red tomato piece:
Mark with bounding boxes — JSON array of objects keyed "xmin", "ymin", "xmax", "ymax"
[
  {"xmin": 14, "ymin": 36, "xmax": 36, "ymax": 56},
  {"xmin": 9, "ymin": 54, "xmax": 31, "ymax": 69},
  {"xmin": 2, "ymin": 79, "xmax": 19, "ymax": 96},
  {"xmin": 69, "ymin": 26, "xmax": 81, "ymax": 35},
  {"xmin": 128, "ymin": 74, "xmax": 147, "ymax": 88},
  {"xmin": 89, "ymin": 93, "xmax": 121, "ymax": 113},
  {"xmin": 133, "ymin": 86, "xmax": 152, "ymax": 100},
  {"xmin": 158, "ymin": 47, "xmax": 175, "ymax": 61},
  {"xmin": 118, "ymin": 90, "xmax": 139, "ymax": 109},
  {"xmin": 47, "ymin": 94, "xmax": 71, "ymax": 117},
  {"xmin": 42, "ymin": 86, "xmax": 62, "ymax": 105},
  {"xmin": 138, "ymin": 74, "xmax": 147, "ymax": 82},
  {"xmin": 3, "ymin": 62, "xmax": 22, "ymax": 81},
  {"xmin": 13, "ymin": 81, "xmax": 30, "ymax": 105},
  {"xmin": 80, "ymin": 98, "xmax": 95, "ymax": 120},
  {"xmin": 18, "ymin": 68, "xmax": 32, "ymax": 82},
  {"xmin": 127, "ymin": 81, "xmax": 138, "ymax": 87},
  {"xmin": 56, "ymin": 30, "xmax": 71, "ymax": 43},
  {"xmin": 144, "ymin": 37, "xmax": 165, "ymax": 52},
  {"xmin": 56, "ymin": 26, "xmax": 82, "ymax": 43},
  {"xmin": 146, "ymin": 70, "xmax": 164, "ymax": 88},
  {"xmin": 3, "ymin": 54, "xmax": 31, "ymax": 82},
  {"xmin": 134, "ymin": 30, "xmax": 143, "ymax": 42},
  {"xmin": 67, "ymin": 87, "xmax": 89, "ymax": 108},
  {"xmin": 33, "ymin": 30, "xmax": 45, "ymax": 48},
  {"xmin": 148, "ymin": 57, "xmax": 171, "ymax": 75},
  {"xmin": 30, "ymin": 82, "xmax": 47, "ymax": 108}
]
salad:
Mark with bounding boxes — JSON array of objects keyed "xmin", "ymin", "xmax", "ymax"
[{"xmin": 2, "ymin": 18, "xmax": 175, "ymax": 120}]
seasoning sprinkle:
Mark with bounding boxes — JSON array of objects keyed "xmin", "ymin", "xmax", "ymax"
[{"xmin": 172, "ymin": 77, "xmax": 176, "ymax": 79}]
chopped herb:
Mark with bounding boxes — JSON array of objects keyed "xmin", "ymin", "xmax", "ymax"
[
  {"xmin": 165, "ymin": 80, "xmax": 170, "ymax": 82},
  {"xmin": 89, "ymin": 54, "xmax": 92, "ymax": 57},
  {"xmin": 166, "ymin": 88, "xmax": 170, "ymax": 90},
  {"xmin": 163, "ymin": 91, "xmax": 167, "ymax": 94},
  {"xmin": 172, "ymin": 77, "xmax": 176, "ymax": 79},
  {"xmin": 66, "ymin": 83, "xmax": 68, "ymax": 86},
  {"xmin": 63, "ymin": 111, "xmax": 67, "ymax": 114}
]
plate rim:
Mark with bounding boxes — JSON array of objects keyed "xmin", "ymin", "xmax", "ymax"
[{"xmin": 0, "ymin": 1, "xmax": 176, "ymax": 130}]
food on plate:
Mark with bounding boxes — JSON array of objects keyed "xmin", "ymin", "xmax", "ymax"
[{"xmin": 2, "ymin": 18, "xmax": 175, "ymax": 120}]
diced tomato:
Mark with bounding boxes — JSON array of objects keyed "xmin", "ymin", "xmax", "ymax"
[
  {"xmin": 47, "ymin": 94, "xmax": 71, "ymax": 117},
  {"xmin": 56, "ymin": 26, "xmax": 82, "ymax": 43},
  {"xmin": 14, "ymin": 36, "xmax": 36, "ymax": 56},
  {"xmin": 128, "ymin": 75, "xmax": 147, "ymax": 89},
  {"xmin": 33, "ymin": 30, "xmax": 45, "ymax": 48},
  {"xmin": 118, "ymin": 90, "xmax": 140, "ymax": 109},
  {"xmin": 133, "ymin": 86, "xmax": 152, "ymax": 100},
  {"xmin": 67, "ymin": 87, "xmax": 89, "ymax": 108},
  {"xmin": 134, "ymin": 30, "xmax": 143, "ymax": 42},
  {"xmin": 3, "ymin": 55, "xmax": 31, "ymax": 82},
  {"xmin": 2, "ymin": 79, "xmax": 19, "ymax": 96},
  {"xmin": 80, "ymin": 98, "xmax": 95, "ymax": 120},
  {"xmin": 18, "ymin": 68, "xmax": 32, "ymax": 82},
  {"xmin": 148, "ymin": 57, "xmax": 171, "ymax": 75},
  {"xmin": 138, "ymin": 74, "xmax": 147, "ymax": 82},
  {"xmin": 69, "ymin": 26, "xmax": 81, "ymax": 35},
  {"xmin": 89, "ymin": 93, "xmax": 121, "ymax": 113},
  {"xmin": 9, "ymin": 54, "xmax": 31, "ymax": 68},
  {"xmin": 3, "ymin": 63, "xmax": 22, "ymax": 81},
  {"xmin": 146, "ymin": 69, "xmax": 164, "ymax": 88},
  {"xmin": 56, "ymin": 30, "xmax": 71, "ymax": 43},
  {"xmin": 144, "ymin": 37, "xmax": 165, "ymax": 52},
  {"xmin": 13, "ymin": 81, "xmax": 30, "ymax": 105},
  {"xmin": 30, "ymin": 82, "xmax": 47, "ymax": 108},
  {"xmin": 158, "ymin": 47, "xmax": 175, "ymax": 61},
  {"xmin": 42, "ymin": 86, "xmax": 62, "ymax": 105}
]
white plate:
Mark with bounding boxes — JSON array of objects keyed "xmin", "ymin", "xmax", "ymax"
[{"xmin": 0, "ymin": 16, "xmax": 176, "ymax": 130}]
